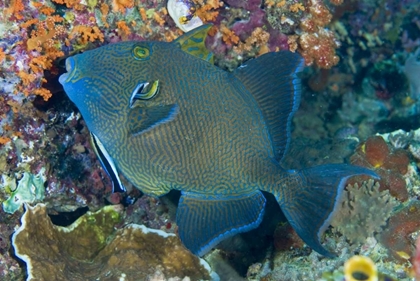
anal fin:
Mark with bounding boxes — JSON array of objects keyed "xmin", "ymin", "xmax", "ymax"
[{"xmin": 177, "ymin": 190, "xmax": 266, "ymax": 256}]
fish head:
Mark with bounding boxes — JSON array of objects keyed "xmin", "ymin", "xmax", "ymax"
[{"xmin": 59, "ymin": 41, "xmax": 172, "ymax": 136}]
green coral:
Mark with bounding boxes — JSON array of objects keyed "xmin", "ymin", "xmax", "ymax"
[{"xmin": 2, "ymin": 168, "xmax": 46, "ymax": 214}]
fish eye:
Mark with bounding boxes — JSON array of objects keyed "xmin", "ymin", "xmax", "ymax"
[
  {"xmin": 132, "ymin": 45, "xmax": 151, "ymax": 60},
  {"xmin": 130, "ymin": 80, "xmax": 160, "ymax": 107}
]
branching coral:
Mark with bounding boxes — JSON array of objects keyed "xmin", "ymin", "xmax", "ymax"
[
  {"xmin": 15, "ymin": 15, "xmax": 66, "ymax": 100},
  {"xmin": 69, "ymin": 25, "xmax": 105, "ymax": 45},
  {"xmin": 220, "ymin": 25, "xmax": 240, "ymax": 46},
  {"xmin": 12, "ymin": 204, "xmax": 217, "ymax": 280},
  {"xmin": 233, "ymin": 27, "xmax": 271, "ymax": 56},
  {"xmin": 194, "ymin": 0, "xmax": 223, "ymax": 23},
  {"xmin": 4, "ymin": 0, "xmax": 25, "ymax": 20},
  {"xmin": 111, "ymin": 0, "xmax": 134, "ymax": 14},
  {"xmin": 331, "ymin": 180, "xmax": 398, "ymax": 244}
]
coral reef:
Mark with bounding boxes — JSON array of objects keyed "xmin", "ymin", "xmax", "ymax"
[
  {"xmin": 12, "ymin": 203, "xmax": 216, "ymax": 281},
  {"xmin": 0, "ymin": 0, "xmax": 419, "ymax": 280},
  {"xmin": 377, "ymin": 201, "xmax": 420, "ymax": 262},
  {"xmin": 413, "ymin": 235, "xmax": 420, "ymax": 280},
  {"xmin": 331, "ymin": 180, "xmax": 398, "ymax": 244},
  {"xmin": 344, "ymin": 255, "xmax": 378, "ymax": 281},
  {"xmin": 404, "ymin": 48, "xmax": 420, "ymax": 114},
  {"xmin": 350, "ymin": 135, "xmax": 410, "ymax": 202},
  {"xmin": 2, "ymin": 168, "xmax": 46, "ymax": 214}
]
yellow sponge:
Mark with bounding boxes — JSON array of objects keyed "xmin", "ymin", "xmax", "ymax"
[{"xmin": 344, "ymin": 255, "xmax": 378, "ymax": 281}]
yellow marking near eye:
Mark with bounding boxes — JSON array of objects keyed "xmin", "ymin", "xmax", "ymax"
[{"xmin": 133, "ymin": 46, "xmax": 150, "ymax": 60}]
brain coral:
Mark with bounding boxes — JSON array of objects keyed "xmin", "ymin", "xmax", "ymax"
[{"xmin": 12, "ymin": 204, "xmax": 216, "ymax": 281}]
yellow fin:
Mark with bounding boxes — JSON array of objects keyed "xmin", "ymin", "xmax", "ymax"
[{"xmin": 174, "ymin": 24, "xmax": 214, "ymax": 64}]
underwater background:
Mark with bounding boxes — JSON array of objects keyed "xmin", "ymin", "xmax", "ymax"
[{"xmin": 0, "ymin": 0, "xmax": 420, "ymax": 280}]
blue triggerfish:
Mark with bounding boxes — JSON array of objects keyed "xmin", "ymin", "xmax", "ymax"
[{"xmin": 59, "ymin": 25, "xmax": 377, "ymax": 257}]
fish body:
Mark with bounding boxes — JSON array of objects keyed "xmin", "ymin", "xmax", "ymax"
[{"xmin": 60, "ymin": 25, "xmax": 377, "ymax": 256}]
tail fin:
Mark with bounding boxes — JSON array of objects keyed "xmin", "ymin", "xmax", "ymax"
[{"xmin": 277, "ymin": 164, "xmax": 378, "ymax": 257}]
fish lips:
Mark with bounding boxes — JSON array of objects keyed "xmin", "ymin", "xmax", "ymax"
[{"xmin": 58, "ymin": 57, "xmax": 75, "ymax": 85}]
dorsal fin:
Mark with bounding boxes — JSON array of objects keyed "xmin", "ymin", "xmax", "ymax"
[
  {"xmin": 233, "ymin": 51, "xmax": 304, "ymax": 162},
  {"xmin": 174, "ymin": 24, "xmax": 214, "ymax": 64}
]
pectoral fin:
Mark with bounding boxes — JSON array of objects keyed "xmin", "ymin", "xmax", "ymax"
[{"xmin": 128, "ymin": 104, "xmax": 179, "ymax": 136}]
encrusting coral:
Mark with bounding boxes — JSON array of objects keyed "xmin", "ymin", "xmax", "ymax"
[
  {"xmin": 2, "ymin": 168, "xmax": 46, "ymax": 214},
  {"xmin": 12, "ymin": 204, "xmax": 216, "ymax": 281}
]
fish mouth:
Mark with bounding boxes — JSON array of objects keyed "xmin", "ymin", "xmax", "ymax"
[{"xmin": 58, "ymin": 57, "xmax": 75, "ymax": 85}]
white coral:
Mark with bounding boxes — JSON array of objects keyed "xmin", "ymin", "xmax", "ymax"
[{"xmin": 409, "ymin": 141, "xmax": 420, "ymax": 160}]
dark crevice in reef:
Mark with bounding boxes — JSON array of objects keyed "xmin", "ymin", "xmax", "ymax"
[{"xmin": 48, "ymin": 206, "xmax": 89, "ymax": 227}]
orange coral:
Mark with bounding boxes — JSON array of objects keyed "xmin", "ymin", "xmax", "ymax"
[
  {"xmin": 195, "ymin": 0, "xmax": 223, "ymax": 22},
  {"xmin": 100, "ymin": 3, "xmax": 110, "ymax": 28},
  {"xmin": 277, "ymin": 0, "xmax": 286, "ymax": 7},
  {"xmin": 220, "ymin": 25, "xmax": 239, "ymax": 45},
  {"xmin": 17, "ymin": 14, "xmax": 69, "ymax": 100},
  {"xmin": 290, "ymin": 3, "xmax": 305, "ymax": 13},
  {"xmin": 69, "ymin": 25, "xmax": 105, "ymax": 44},
  {"xmin": 5, "ymin": 0, "xmax": 24, "ymax": 20},
  {"xmin": 153, "ymin": 11, "xmax": 166, "ymax": 26},
  {"xmin": 21, "ymin": 18, "xmax": 39, "ymax": 29},
  {"xmin": 140, "ymin": 7, "xmax": 147, "ymax": 22},
  {"xmin": 39, "ymin": 5, "xmax": 56, "ymax": 16},
  {"xmin": 0, "ymin": 48, "xmax": 5, "ymax": 64},
  {"xmin": 26, "ymin": 15, "xmax": 63, "ymax": 51},
  {"xmin": 33, "ymin": 88, "xmax": 53, "ymax": 101},
  {"xmin": 308, "ymin": 0, "xmax": 332, "ymax": 27},
  {"xmin": 287, "ymin": 35, "xmax": 299, "ymax": 52},
  {"xmin": 112, "ymin": 0, "xmax": 134, "ymax": 14},
  {"xmin": 234, "ymin": 27, "xmax": 270, "ymax": 55},
  {"xmin": 17, "ymin": 71, "xmax": 37, "ymax": 85},
  {"xmin": 299, "ymin": 29, "xmax": 340, "ymax": 68},
  {"xmin": 297, "ymin": 0, "xmax": 339, "ymax": 68},
  {"xmin": 265, "ymin": 0, "xmax": 275, "ymax": 8},
  {"xmin": 0, "ymin": 137, "xmax": 11, "ymax": 145},
  {"xmin": 117, "ymin": 21, "xmax": 131, "ymax": 37}
]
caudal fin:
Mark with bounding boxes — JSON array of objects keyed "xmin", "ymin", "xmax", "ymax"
[{"xmin": 277, "ymin": 164, "xmax": 378, "ymax": 257}]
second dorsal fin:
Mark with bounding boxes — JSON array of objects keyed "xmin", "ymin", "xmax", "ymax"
[{"xmin": 174, "ymin": 24, "xmax": 214, "ymax": 64}]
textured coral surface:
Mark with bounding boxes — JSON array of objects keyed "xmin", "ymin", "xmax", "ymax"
[
  {"xmin": 0, "ymin": 0, "xmax": 420, "ymax": 280},
  {"xmin": 12, "ymin": 204, "xmax": 212, "ymax": 281}
]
